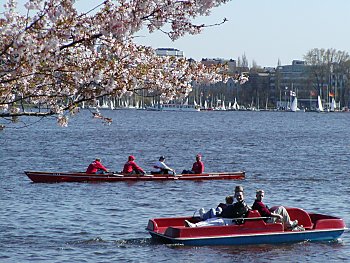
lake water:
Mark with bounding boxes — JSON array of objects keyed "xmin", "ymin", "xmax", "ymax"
[{"xmin": 1, "ymin": 110, "xmax": 349, "ymax": 262}]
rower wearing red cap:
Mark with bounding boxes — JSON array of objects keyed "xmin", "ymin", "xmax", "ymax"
[{"xmin": 122, "ymin": 155, "xmax": 146, "ymax": 175}]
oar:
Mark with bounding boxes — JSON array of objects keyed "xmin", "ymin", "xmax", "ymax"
[{"xmin": 110, "ymin": 172, "xmax": 124, "ymax": 177}]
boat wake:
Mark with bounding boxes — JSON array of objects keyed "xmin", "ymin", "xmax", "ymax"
[
  {"xmin": 67, "ymin": 237, "xmax": 154, "ymax": 247},
  {"xmin": 113, "ymin": 238, "xmax": 153, "ymax": 247},
  {"xmin": 67, "ymin": 237, "xmax": 108, "ymax": 246}
]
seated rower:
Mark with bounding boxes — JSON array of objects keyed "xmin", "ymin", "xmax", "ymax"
[
  {"xmin": 151, "ymin": 156, "xmax": 178, "ymax": 176},
  {"xmin": 86, "ymin": 158, "xmax": 109, "ymax": 174},
  {"xmin": 182, "ymin": 154, "xmax": 204, "ymax": 174},
  {"xmin": 122, "ymin": 155, "xmax": 149, "ymax": 176}
]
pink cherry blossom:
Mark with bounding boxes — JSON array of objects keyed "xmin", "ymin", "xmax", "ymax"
[{"xmin": 0, "ymin": 0, "xmax": 246, "ymax": 127}]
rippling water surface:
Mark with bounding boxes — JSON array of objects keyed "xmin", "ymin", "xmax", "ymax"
[{"xmin": 1, "ymin": 110, "xmax": 349, "ymax": 262}]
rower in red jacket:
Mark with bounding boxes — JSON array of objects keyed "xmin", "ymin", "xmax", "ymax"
[
  {"xmin": 181, "ymin": 154, "xmax": 204, "ymax": 174},
  {"xmin": 191, "ymin": 154, "xmax": 204, "ymax": 174},
  {"xmin": 86, "ymin": 158, "xmax": 109, "ymax": 174},
  {"xmin": 123, "ymin": 155, "xmax": 145, "ymax": 175}
]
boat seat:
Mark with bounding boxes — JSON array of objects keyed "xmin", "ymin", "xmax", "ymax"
[
  {"xmin": 270, "ymin": 206, "xmax": 314, "ymax": 229},
  {"xmin": 247, "ymin": 210, "xmax": 261, "ymax": 218}
]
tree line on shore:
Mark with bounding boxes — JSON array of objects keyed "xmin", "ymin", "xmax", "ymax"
[{"xmin": 191, "ymin": 48, "xmax": 350, "ymax": 111}]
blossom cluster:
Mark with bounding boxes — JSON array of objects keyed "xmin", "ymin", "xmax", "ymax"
[{"xmin": 0, "ymin": 0, "xmax": 235, "ymax": 126}]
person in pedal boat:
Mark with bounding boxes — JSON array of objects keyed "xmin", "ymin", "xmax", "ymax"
[
  {"xmin": 185, "ymin": 186, "xmax": 250, "ymax": 227},
  {"xmin": 220, "ymin": 188, "xmax": 250, "ymax": 219},
  {"xmin": 86, "ymin": 158, "xmax": 109, "ymax": 174},
  {"xmin": 151, "ymin": 156, "xmax": 177, "ymax": 175},
  {"xmin": 198, "ymin": 195, "xmax": 234, "ymax": 221},
  {"xmin": 122, "ymin": 155, "xmax": 146, "ymax": 175},
  {"xmin": 252, "ymin": 189, "xmax": 301, "ymax": 230},
  {"xmin": 197, "ymin": 185, "xmax": 243, "ymax": 220},
  {"xmin": 182, "ymin": 154, "xmax": 204, "ymax": 174}
]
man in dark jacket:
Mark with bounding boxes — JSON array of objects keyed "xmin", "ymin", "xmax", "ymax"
[{"xmin": 220, "ymin": 190, "xmax": 250, "ymax": 218}]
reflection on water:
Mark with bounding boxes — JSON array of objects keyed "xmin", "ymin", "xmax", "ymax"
[{"xmin": 1, "ymin": 110, "xmax": 349, "ymax": 262}]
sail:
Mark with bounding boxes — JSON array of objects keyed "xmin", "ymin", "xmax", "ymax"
[
  {"xmin": 317, "ymin": 95, "xmax": 324, "ymax": 112},
  {"xmin": 109, "ymin": 99, "xmax": 114, "ymax": 110},
  {"xmin": 232, "ymin": 98, "xmax": 238, "ymax": 110},
  {"xmin": 290, "ymin": 97, "xmax": 298, "ymax": 112},
  {"xmin": 330, "ymin": 97, "xmax": 336, "ymax": 112},
  {"xmin": 101, "ymin": 97, "xmax": 109, "ymax": 109}
]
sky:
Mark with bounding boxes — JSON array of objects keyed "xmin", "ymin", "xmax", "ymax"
[{"xmin": 11, "ymin": 0, "xmax": 350, "ymax": 67}]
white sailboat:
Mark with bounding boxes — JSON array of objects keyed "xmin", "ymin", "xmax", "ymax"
[
  {"xmin": 109, "ymin": 99, "xmax": 115, "ymax": 110},
  {"xmin": 290, "ymin": 96, "xmax": 299, "ymax": 112},
  {"xmin": 317, "ymin": 95, "xmax": 324, "ymax": 112},
  {"xmin": 330, "ymin": 97, "xmax": 336, "ymax": 112},
  {"xmin": 222, "ymin": 100, "xmax": 226, "ymax": 110},
  {"xmin": 146, "ymin": 97, "xmax": 200, "ymax": 111},
  {"xmin": 232, "ymin": 97, "xmax": 239, "ymax": 110},
  {"xmin": 99, "ymin": 97, "xmax": 109, "ymax": 109}
]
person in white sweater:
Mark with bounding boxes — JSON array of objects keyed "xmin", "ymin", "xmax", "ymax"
[{"xmin": 151, "ymin": 156, "xmax": 177, "ymax": 176}]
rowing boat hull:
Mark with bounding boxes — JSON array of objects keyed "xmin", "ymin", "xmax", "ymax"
[
  {"xmin": 146, "ymin": 208, "xmax": 346, "ymax": 246},
  {"xmin": 24, "ymin": 171, "xmax": 245, "ymax": 183}
]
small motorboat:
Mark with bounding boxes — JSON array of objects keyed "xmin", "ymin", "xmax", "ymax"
[
  {"xmin": 146, "ymin": 207, "xmax": 346, "ymax": 246},
  {"xmin": 24, "ymin": 170, "xmax": 245, "ymax": 183}
]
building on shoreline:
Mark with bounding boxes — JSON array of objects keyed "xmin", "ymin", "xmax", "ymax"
[
  {"xmin": 155, "ymin": 48, "xmax": 184, "ymax": 57},
  {"xmin": 193, "ymin": 59, "xmax": 349, "ymax": 111}
]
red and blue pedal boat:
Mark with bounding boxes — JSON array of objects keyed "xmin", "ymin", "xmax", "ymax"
[
  {"xmin": 24, "ymin": 170, "xmax": 245, "ymax": 183},
  {"xmin": 146, "ymin": 207, "xmax": 347, "ymax": 246}
]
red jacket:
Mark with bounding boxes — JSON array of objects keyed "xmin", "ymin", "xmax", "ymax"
[
  {"xmin": 192, "ymin": 161, "xmax": 204, "ymax": 174},
  {"xmin": 252, "ymin": 200, "xmax": 272, "ymax": 217},
  {"xmin": 123, "ymin": 161, "xmax": 144, "ymax": 174},
  {"xmin": 86, "ymin": 161, "xmax": 108, "ymax": 174}
]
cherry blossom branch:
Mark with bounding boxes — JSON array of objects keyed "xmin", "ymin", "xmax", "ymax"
[{"xmin": 0, "ymin": 0, "xmax": 239, "ymax": 127}]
